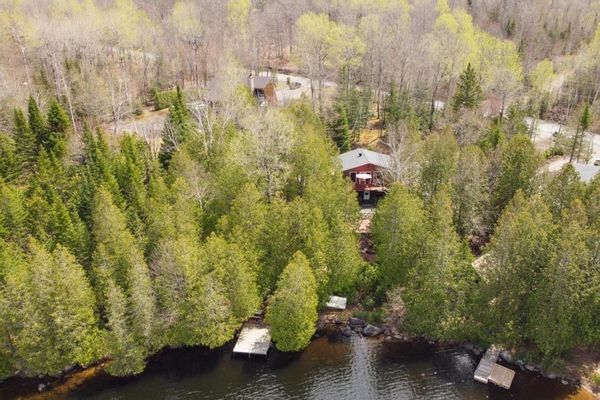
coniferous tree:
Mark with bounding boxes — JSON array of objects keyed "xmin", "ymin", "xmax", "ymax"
[
  {"xmin": 543, "ymin": 163, "xmax": 584, "ymax": 220},
  {"xmin": 27, "ymin": 96, "xmax": 48, "ymax": 149},
  {"xmin": 159, "ymin": 87, "xmax": 192, "ymax": 167},
  {"xmin": 329, "ymin": 103, "xmax": 351, "ymax": 152},
  {"xmin": 91, "ymin": 188, "xmax": 156, "ymax": 375},
  {"xmin": 492, "ymin": 134, "xmax": 540, "ymax": 216},
  {"xmin": 403, "ymin": 188, "xmax": 477, "ymax": 339},
  {"xmin": 452, "ymin": 63, "xmax": 482, "ymax": 113},
  {"xmin": 372, "ymin": 183, "xmax": 427, "ymax": 288},
  {"xmin": 0, "ymin": 241, "xmax": 100, "ymax": 376},
  {"xmin": 0, "ymin": 135, "xmax": 20, "ymax": 182},
  {"xmin": 13, "ymin": 108, "xmax": 37, "ymax": 171},
  {"xmin": 385, "ymin": 80, "xmax": 401, "ymax": 130},
  {"xmin": 479, "ymin": 192, "xmax": 553, "ymax": 347},
  {"xmin": 267, "ymin": 251, "xmax": 318, "ymax": 352},
  {"xmin": 569, "ymin": 103, "xmax": 591, "ymax": 163},
  {"xmin": 45, "ymin": 98, "xmax": 70, "ymax": 158}
]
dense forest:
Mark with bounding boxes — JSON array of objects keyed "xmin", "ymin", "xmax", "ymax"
[{"xmin": 0, "ymin": 0, "xmax": 599, "ymax": 383}]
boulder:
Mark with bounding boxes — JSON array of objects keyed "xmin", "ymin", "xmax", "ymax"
[
  {"xmin": 349, "ymin": 317, "xmax": 366, "ymax": 327},
  {"xmin": 38, "ymin": 383, "xmax": 46, "ymax": 392},
  {"xmin": 362, "ymin": 324, "xmax": 382, "ymax": 337},
  {"xmin": 525, "ymin": 364, "xmax": 536, "ymax": 372},
  {"xmin": 561, "ymin": 379, "xmax": 568, "ymax": 385},
  {"xmin": 500, "ymin": 351, "xmax": 513, "ymax": 363},
  {"xmin": 472, "ymin": 348, "xmax": 482, "ymax": 357},
  {"xmin": 340, "ymin": 326, "xmax": 352, "ymax": 337},
  {"xmin": 383, "ymin": 328, "xmax": 393, "ymax": 337},
  {"xmin": 463, "ymin": 343, "xmax": 474, "ymax": 352}
]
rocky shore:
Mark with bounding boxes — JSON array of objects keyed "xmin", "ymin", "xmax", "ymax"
[{"xmin": 316, "ymin": 312, "xmax": 599, "ymax": 399}]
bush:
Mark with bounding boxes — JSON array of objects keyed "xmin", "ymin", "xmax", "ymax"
[
  {"xmin": 353, "ymin": 310, "xmax": 383, "ymax": 324},
  {"xmin": 543, "ymin": 146, "xmax": 564, "ymax": 159},
  {"xmin": 154, "ymin": 89, "xmax": 179, "ymax": 110},
  {"xmin": 591, "ymin": 372, "xmax": 600, "ymax": 389}
]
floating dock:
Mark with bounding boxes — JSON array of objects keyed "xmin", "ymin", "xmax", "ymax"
[
  {"xmin": 325, "ymin": 295, "xmax": 347, "ymax": 310},
  {"xmin": 474, "ymin": 347, "xmax": 516, "ymax": 389},
  {"xmin": 233, "ymin": 324, "xmax": 271, "ymax": 357}
]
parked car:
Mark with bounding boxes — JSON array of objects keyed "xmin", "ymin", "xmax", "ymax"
[{"xmin": 594, "ymin": 159, "xmax": 600, "ymax": 166}]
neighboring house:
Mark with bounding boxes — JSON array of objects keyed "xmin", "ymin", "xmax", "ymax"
[
  {"xmin": 572, "ymin": 162, "xmax": 600, "ymax": 183},
  {"xmin": 204, "ymin": 72, "xmax": 277, "ymax": 106},
  {"xmin": 338, "ymin": 148, "xmax": 391, "ymax": 204},
  {"xmin": 249, "ymin": 74, "xmax": 277, "ymax": 105}
]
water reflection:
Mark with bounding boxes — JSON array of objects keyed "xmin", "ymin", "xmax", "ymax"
[{"xmin": 0, "ymin": 335, "xmax": 595, "ymax": 400}]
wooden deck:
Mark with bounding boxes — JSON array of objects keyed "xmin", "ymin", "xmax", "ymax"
[
  {"xmin": 233, "ymin": 324, "xmax": 271, "ymax": 357},
  {"xmin": 474, "ymin": 346, "xmax": 515, "ymax": 389},
  {"xmin": 325, "ymin": 295, "xmax": 347, "ymax": 310}
]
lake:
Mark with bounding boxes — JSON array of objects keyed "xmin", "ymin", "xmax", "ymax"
[{"xmin": 1, "ymin": 335, "xmax": 595, "ymax": 400}]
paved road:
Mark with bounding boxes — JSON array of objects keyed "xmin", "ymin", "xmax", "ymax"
[{"xmin": 526, "ymin": 117, "xmax": 600, "ymax": 167}]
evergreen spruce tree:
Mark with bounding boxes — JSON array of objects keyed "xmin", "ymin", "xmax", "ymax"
[
  {"xmin": 46, "ymin": 98, "xmax": 70, "ymax": 158},
  {"xmin": 27, "ymin": 96, "xmax": 48, "ymax": 149},
  {"xmin": 372, "ymin": 183, "xmax": 427, "ymax": 288},
  {"xmin": 493, "ymin": 134, "xmax": 541, "ymax": 216},
  {"xmin": 159, "ymin": 87, "xmax": 192, "ymax": 167},
  {"xmin": 452, "ymin": 63, "xmax": 482, "ymax": 113},
  {"xmin": 0, "ymin": 241, "xmax": 100, "ymax": 376},
  {"xmin": 385, "ymin": 80, "xmax": 401, "ymax": 130},
  {"xmin": 0, "ymin": 134, "xmax": 20, "ymax": 182},
  {"xmin": 91, "ymin": 188, "xmax": 156, "ymax": 375},
  {"xmin": 329, "ymin": 103, "xmax": 351, "ymax": 152},
  {"xmin": 13, "ymin": 108, "xmax": 37, "ymax": 171},
  {"xmin": 266, "ymin": 251, "xmax": 318, "ymax": 352}
]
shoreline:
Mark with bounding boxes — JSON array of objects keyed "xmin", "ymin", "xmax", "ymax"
[
  {"xmin": 316, "ymin": 312, "xmax": 600, "ymax": 399},
  {"xmin": 1, "ymin": 313, "xmax": 598, "ymax": 400}
]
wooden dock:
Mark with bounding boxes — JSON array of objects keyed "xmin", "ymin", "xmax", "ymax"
[
  {"xmin": 233, "ymin": 324, "xmax": 271, "ymax": 357},
  {"xmin": 474, "ymin": 347, "xmax": 515, "ymax": 389}
]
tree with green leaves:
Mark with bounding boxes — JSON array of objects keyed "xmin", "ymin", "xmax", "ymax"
[
  {"xmin": 403, "ymin": 188, "xmax": 477, "ymax": 340},
  {"xmin": 91, "ymin": 187, "xmax": 156, "ymax": 375},
  {"xmin": 452, "ymin": 145, "xmax": 488, "ymax": 237},
  {"xmin": 13, "ymin": 108, "xmax": 37, "ymax": 172},
  {"xmin": 0, "ymin": 241, "xmax": 100, "ymax": 377},
  {"xmin": 27, "ymin": 96, "xmax": 48, "ymax": 150},
  {"xmin": 543, "ymin": 163, "xmax": 584, "ymax": 220},
  {"xmin": 328, "ymin": 103, "xmax": 351, "ymax": 152},
  {"xmin": 529, "ymin": 201, "xmax": 594, "ymax": 359},
  {"xmin": 569, "ymin": 103, "xmax": 591, "ymax": 163},
  {"xmin": 385, "ymin": 80, "xmax": 401, "ymax": 130},
  {"xmin": 492, "ymin": 134, "xmax": 541, "ymax": 216},
  {"xmin": 159, "ymin": 87, "xmax": 193, "ymax": 167},
  {"xmin": 372, "ymin": 183, "xmax": 426, "ymax": 288},
  {"xmin": 0, "ymin": 134, "xmax": 20, "ymax": 182},
  {"xmin": 452, "ymin": 63, "xmax": 482, "ymax": 113},
  {"xmin": 45, "ymin": 98, "xmax": 70, "ymax": 158},
  {"xmin": 267, "ymin": 251, "xmax": 318, "ymax": 352},
  {"xmin": 479, "ymin": 192, "xmax": 553, "ymax": 347},
  {"xmin": 419, "ymin": 131, "xmax": 459, "ymax": 204}
]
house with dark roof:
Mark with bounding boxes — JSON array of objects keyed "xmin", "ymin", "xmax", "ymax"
[
  {"xmin": 338, "ymin": 148, "xmax": 391, "ymax": 204},
  {"xmin": 249, "ymin": 74, "xmax": 277, "ymax": 105}
]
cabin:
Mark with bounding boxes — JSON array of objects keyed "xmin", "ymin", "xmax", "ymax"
[
  {"xmin": 338, "ymin": 148, "xmax": 391, "ymax": 204},
  {"xmin": 249, "ymin": 74, "xmax": 277, "ymax": 106}
]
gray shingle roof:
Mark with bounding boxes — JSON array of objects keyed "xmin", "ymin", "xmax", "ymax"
[
  {"xmin": 252, "ymin": 76, "xmax": 272, "ymax": 89},
  {"xmin": 338, "ymin": 148, "xmax": 391, "ymax": 171}
]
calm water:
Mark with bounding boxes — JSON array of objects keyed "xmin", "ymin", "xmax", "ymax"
[{"xmin": 1, "ymin": 336, "xmax": 594, "ymax": 400}]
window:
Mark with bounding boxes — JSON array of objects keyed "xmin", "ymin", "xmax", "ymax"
[{"xmin": 350, "ymin": 172, "xmax": 356, "ymax": 182}]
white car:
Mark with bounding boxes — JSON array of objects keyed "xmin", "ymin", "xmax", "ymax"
[{"xmin": 594, "ymin": 160, "xmax": 600, "ymax": 166}]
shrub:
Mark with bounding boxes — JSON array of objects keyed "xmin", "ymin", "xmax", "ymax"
[
  {"xmin": 591, "ymin": 372, "xmax": 600, "ymax": 389},
  {"xmin": 154, "ymin": 89, "xmax": 179, "ymax": 110}
]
